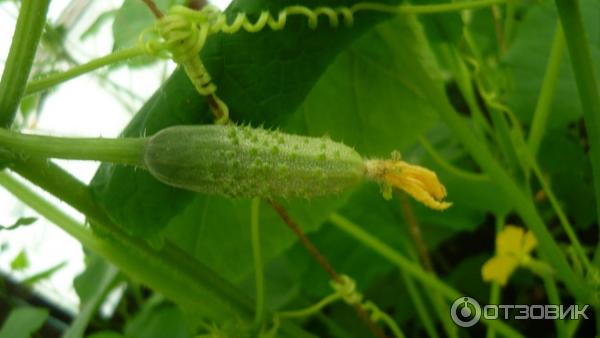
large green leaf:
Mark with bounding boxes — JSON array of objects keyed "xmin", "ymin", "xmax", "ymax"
[
  {"xmin": 91, "ymin": 0, "xmax": 401, "ymax": 238},
  {"xmin": 297, "ymin": 15, "xmax": 440, "ymax": 157},
  {"xmin": 164, "ymin": 194, "xmax": 348, "ymax": 283},
  {"xmin": 0, "ymin": 307, "xmax": 48, "ymax": 338}
]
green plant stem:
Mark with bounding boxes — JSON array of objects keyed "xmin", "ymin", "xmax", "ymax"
[
  {"xmin": 554, "ymin": 0, "xmax": 600, "ymax": 235},
  {"xmin": 61, "ymin": 265, "xmax": 119, "ymax": 338},
  {"xmin": 328, "ymin": 213, "xmax": 524, "ymax": 338},
  {"xmin": 251, "ymin": 197, "xmax": 265, "ymax": 326},
  {"xmin": 527, "ymin": 151, "xmax": 591, "ymax": 271},
  {"xmin": 486, "ymin": 214, "xmax": 504, "ymax": 338},
  {"xmin": 0, "ymin": 0, "xmax": 51, "ymax": 127},
  {"xmin": 3, "ymin": 158, "xmax": 311, "ymax": 338},
  {"xmin": 278, "ymin": 293, "xmax": 342, "ymax": 318},
  {"xmin": 502, "ymin": 1, "xmax": 516, "ymax": 51},
  {"xmin": 527, "ymin": 24, "xmax": 565, "ymax": 156},
  {"xmin": 24, "ymin": 46, "xmax": 147, "ymax": 96},
  {"xmin": 0, "ymin": 128, "xmax": 146, "ymax": 166},
  {"xmin": 542, "ymin": 276, "xmax": 567, "ymax": 338},
  {"xmin": 428, "ymin": 82, "xmax": 588, "ymax": 301},
  {"xmin": 0, "ymin": 171, "xmax": 98, "ymax": 246},
  {"xmin": 400, "ymin": 271, "xmax": 439, "ymax": 338},
  {"xmin": 398, "ymin": 194, "xmax": 457, "ymax": 338},
  {"xmin": 418, "ymin": 136, "xmax": 488, "ymax": 181},
  {"xmin": 439, "ymin": 44, "xmax": 492, "ymax": 136},
  {"xmin": 361, "ymin": 0, "xmax": 508, "ymax": 15}
]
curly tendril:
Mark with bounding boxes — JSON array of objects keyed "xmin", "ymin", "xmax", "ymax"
[
  {"xmin": 331, "ymin": 275, "xmax": 406, "ymax": 338},
  {"xmin": 140, "ymin": 3, "xmax": 407, "ymax": 123}
]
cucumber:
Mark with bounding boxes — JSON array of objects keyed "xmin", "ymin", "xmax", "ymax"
[{"xmin": 143, "ymin": 124, "xmax": 365, "ymax": 198}]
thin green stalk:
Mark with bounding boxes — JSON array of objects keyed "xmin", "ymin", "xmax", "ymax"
[
  {"xmin": 502, "ymin": 1, "xmax": 516, "ymax": 51},
  {"xmin": 24, "ymin": 46, "xmax": 147, "ymax": 96},
  {"xmin": 4, "ymin": 157, "xmax": 311, "ymax": 338},
  {"xmin": 489, "ymin": 107, "xmax": 520, "ymax": 172},
  {"xmin": 398, "ymin": 195, "xmax": 457, "ymax": 338},
  {"xmin": 542, "ymin": 277, "xmax": 567, "ymax": 338},
  {"xmin": 0, "ymin": 128, "xmax": 146, "ymax": 166},
  {"xmin": 400, "ymin": 271, "xmax": 440, "ymax": 338},
  {"xmin": 0, "ymin": 0, "xmax": 51, "ymax": 127},
  {"xmin": 360, "ymin": 0, "xmax": 508, "ymax": 15},
  {"xmin": 418, "ymin": 136, "xmax": 488, "ymax": 181},
  {"xmin": 527, "ymin": 151, "xmax": 591, "ymax": 271},
  {"xmin": 61, "ymin": 265, "xmax": 119, "ymax": 338},
  {"xmin": 554, "ymin": 0, "xmax": 600, "ymax": 233},
  {"xmin": 428, "ymin": 84, "xmax": 588, "ymax": 301},
  {"xmin": 486, "ymin": 213, "xmax": 504, "ymax": 338},
  {"xmin": 251, "ymin": 198, "xmax": 265, "ymax": 326},
  {"xmin": 0, "ymin": 171, "xmax": 98, "ymax": 246},
  {"xmin": 528, "ymin": 24, "xmax": 565, "ymax": 156},
  {"xmin": 278, "ymin": 293, "xmax": 342, "ymax": 318},
  {"xmin": 439, "ymin": 44, "xmax": 492, "ymax": 136},
  {"xmin": 328, "ymin": 213, "xmax": 524, "ymax": 338}
]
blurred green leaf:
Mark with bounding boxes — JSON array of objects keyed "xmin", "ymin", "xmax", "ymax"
[
  {"xmin": 81, "ymin": 10, "xmax": 117, "ymax": 41},
  {"xmin": 10, "ymin": 249, "xmax": 29, "ymax": 271},
  {"xmin": 0, "ymin": 216, "xmax": 36, "ymax": 231},
  {"xmin": 23, "ymin": 261, "xmax": 67, "ymax": 286},
  {"xmin": 125, "ymin": 297, "xmax": 191, "ymax": 338},
  {"xmin": 0, "ymin": 306, "xmax": 48, "ymax": 338},
  {"xmin": 63, "ymin": 256, "xmax": 119, "ymax": 338},
  {"xmin": 18, "ymin": 93, "xmax": 41, "ymax": 121}
]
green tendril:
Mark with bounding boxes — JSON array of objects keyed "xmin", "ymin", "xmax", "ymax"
[
  {"xmin": 140, "ymin": 0, "xmax": 505, "ymax": 124},
  {"xmin": 273, "ymin": 275, "xmax": 405, "ymax": 338}
]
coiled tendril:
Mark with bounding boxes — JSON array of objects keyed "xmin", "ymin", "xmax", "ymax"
[{"xmin": 141, "ymin": 3, "xmax": 403, "ymax": 123}]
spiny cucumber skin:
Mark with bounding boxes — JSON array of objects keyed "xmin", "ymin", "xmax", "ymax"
[{"xmin": 143, "ymin": 125, "xmax": 366, "ymax": 198}]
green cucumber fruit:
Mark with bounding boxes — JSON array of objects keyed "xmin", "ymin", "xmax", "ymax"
[{"xmin": 143, "ymin": 124, "xmax": 365, "ymax": 197}]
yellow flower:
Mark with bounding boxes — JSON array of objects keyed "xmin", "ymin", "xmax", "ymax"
[
  {"xmin": 482, "ymin": 225, "xmax": 537, "ymax": 286},
  {"xmin": 365, "ymin": 154, "xmax": 451, "ymax": 210}
]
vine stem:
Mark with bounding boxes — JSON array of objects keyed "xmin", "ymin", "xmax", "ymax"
[
  {"xmin": 397, "ymin": 194, "xmax": 457, "ymax": 338},
  {"xmin": 554, "ymin": 0, "xmax": 600, "ymax": 241},
  {"xmin": 0, "ymin": 0, "xmax": 51, "ymax": 127},
  {"xmin": 267, "ymin": 198, "xmax": 390, "ymax": 338},
  {"xmin": 328, "ymin": 213, "xmax": 524, "ymax": 338},
  {"xmin": 399, "ymin": 271, "xmax": 439, "ymax": 338},
  {"xmin": 527, "ymin": 150, "xmax": 592, "ymax": 271},
  {"xmin": 486, "ymin": 214, "xmax": 504, "ymax": 338},
  {"xmin": 419, "ymin": 137, "xmax": 488, "ymax": 181},
  {"xmin": 24, "ymin": 46, "xmax": 147, "ymax": 96},
  {"xmin": 527, "ymin": 24, "xmax": 565, "ymax": 156},
  {"xmin": 0, "ymin": 128, "xmax": 147, "ymax": 166}
]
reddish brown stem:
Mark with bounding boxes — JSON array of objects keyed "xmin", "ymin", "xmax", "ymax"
[
  {"xmin": 141, "ymin": 0, "xmax": 163, "ymax": 18},
  {"xmin": 398, "ymin": 193, "xmax": 435, "ymax": 272},
  {"xmin": 267, "ymin": 198, "xmax": 340, "ymax": 282},
  {"xmin": 267, "ymin": 198, "xmax": 389, "ymax": 338}
]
